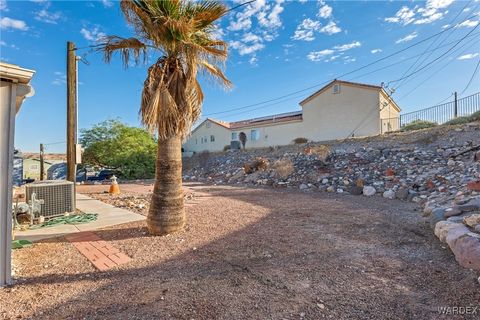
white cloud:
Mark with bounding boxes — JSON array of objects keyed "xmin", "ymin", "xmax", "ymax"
[
  {"xmin": 307, "ymin": 49, "xmax": 335, "ymax": 62},
  {"xmin": 414, "ymin": 12, "xmax": 443, "ymax": 24},
  {"xmin": 442, "ymin": 24, "xmax": 450, "ymax": 29},
  {"xmin": 396, "ymin": 31, "xmax": 418, "ymax": 44},
  {"xmin": 458, "ymin": 53, "xmax": 479, "ymax": 60},
  {"xmin": 0, "ymin": 0, "xmax": 8, "ymax": 11},
  {"xmin": 455, "ymin": 19, "xmax": 480, "ymax": 28},
  {"xmin": 35, "ymin": 9, "xmax": 62, "ymax": 24},
  {"xmin": 52, "ymin": 71, "xmax": 66, "ymax": 86},
  {"xmin": 385, "ymin": 0, "xmax": 453, "ymax": 26},
  {"xmin": 0, "ymin": 17, "xmax": 28, "ymax": 30},
  {"xmin": 319, "ymin": 21, "xmax": 341, "ymax": 35},
  {"xmin": 371, "ymin": 49, "xmax": 382, "ymax": 54},
  {"xmin": 307, "ymin": 40, "xmax": 361, "ymax": 62},
  {"xmin": 318, "ymin": 5, "xmax": 332, "ymax": 19},
  {"xmin": 385, "ymin": 6, "xmax": 416, "ymax": 25},
  {"xmin": 344, "ymin": 56, "xmax": 356, "ymax": 63},
  {"xmin": 230, "ymin": 40, "xmax": 265, "ymax": 56},
  {"xmin": 101, "ymin": 0, "xmax": 113, "ymax": 8},
  {"xmin": 334, "ymin": 41, "xmax": 361, "ymax": 52},
  {"xmin": 227, "ymin": 0, "xmax": 285, "ymax": 61},
  {"xmin": 292, "ymin": 18, "xmax": 321, "ymax": 41},
  {"xmin": 80, "ymin": 27, "xmax": 106, "ymax": 42},
  {"xmin": 249, "ymin": 55, "xmax": 258, "ymax": 66},
  {"xmin": 242, "ymin": 32, "xmax": 262, "ymax": 43}
]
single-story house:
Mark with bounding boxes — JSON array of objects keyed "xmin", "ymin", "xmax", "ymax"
[
  {"xmin": 183, "ymin": 80, "xmax": 401, "ymax": 153},
  {"xmin": 22, "ymin": 153, "xmax": 66, "ymax": 181}
]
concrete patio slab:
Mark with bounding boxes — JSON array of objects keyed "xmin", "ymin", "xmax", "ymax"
[{"xmin": 15, "ymin": 193, "xmax": 145, "ymax": 242}]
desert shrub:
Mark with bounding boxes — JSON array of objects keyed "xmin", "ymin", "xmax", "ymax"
[
  {"xmin": 273, "ymin": 159, "xmax": 294, "ymax": 178},
  {"xmin": 444, "ymin": 116, "xmax": 471, "ymax": 126},
  {"xmin": 223, "ymin": 145, "xmax": 231, "ymax": 152},
  {"xmin": 304, "ymin": 145, "xmax": 331, "ymax": 163},
  {"xmin": 292, "ymin": 137, "xmax": 308, "ymax": 144},
  {"xmin": 469, "ymin": 110, "xmax": 480, "ymax": 121},
  {"xmin": 400, "ymin": 120, "xmax": 438, "ymax": 132},
  {"xmin": 243, "ymin": 157, "xmax": 269, "ymax": 174}
]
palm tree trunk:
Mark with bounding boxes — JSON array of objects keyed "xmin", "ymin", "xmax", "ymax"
[{"xmin": 147, "ymin": 135, "xmax": 185, "ymax": 235}]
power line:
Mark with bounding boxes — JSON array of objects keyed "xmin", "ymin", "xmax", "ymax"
[
  {"xmin": 388, "ymin": 22, "xmax": 480, "ymax": 87},
  {"xmin": 394, "ymin": 0, "xmax": 474, "ymax": 90},
  {"xmin": 396, "ymin": 39, "xmax": 479, "ymax": 101},
  {"xmin": 460, "ymin": 58, "xmax": 480, "ymax": 96},
  {"xmin": 204, "ymin": 12, "xmax": 480, "ymax": 117}
]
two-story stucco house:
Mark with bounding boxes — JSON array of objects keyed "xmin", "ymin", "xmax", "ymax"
[{"xmin": 183, "ymin": 80, "xmax": 401, "ymax": 153}]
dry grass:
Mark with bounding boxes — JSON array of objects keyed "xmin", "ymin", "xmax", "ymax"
[{"xmin": 272, "ymin": 159, "xmax": 294, "ymax": 178}]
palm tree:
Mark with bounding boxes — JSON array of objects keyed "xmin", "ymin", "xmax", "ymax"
[{"xmin": 97, "ymin": 0, "xmax": 231, "ymax": 235}]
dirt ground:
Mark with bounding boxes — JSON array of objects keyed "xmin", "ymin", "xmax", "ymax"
[{"xmin": 2, "ymin": 183, "xmax": 479, "ymax": 320}]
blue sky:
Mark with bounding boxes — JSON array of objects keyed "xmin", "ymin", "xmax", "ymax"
[{"xmin": 1, "ymin": 0, "xmax": 479, "ymax": 153}]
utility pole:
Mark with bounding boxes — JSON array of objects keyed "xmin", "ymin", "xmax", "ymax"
[
  {"xmin": 454, "ymin": 91, "xmax": 458, "ymax": 118},
  {"xmin": 66, "ymin": 41, "xmax": 77, "ymax": 183},
  {"xmin": 39, "ymin": 143, "xmax": 45, "ymax": 181}
]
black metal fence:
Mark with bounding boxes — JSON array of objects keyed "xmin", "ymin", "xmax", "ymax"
[{"xmin": 381, "ymin": 92, "xmax": 480, "ymax": 133}]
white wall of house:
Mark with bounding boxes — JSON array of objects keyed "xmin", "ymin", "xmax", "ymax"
[
  {"xmin": 379, "ymin": 91, "xmax": 401, "ymax": 132},
  {"xmin": 183, "ymin": 120, "xmax": 231, "ymax": 153},
  {"xmin": 301, "ymin": 82, "xmax": 383, "ymax": 141},
  {"xmin": 182, "ymin": 81, "xmax": 401, "ymax": 153},
  {"xmin": 0, "ymin": 63, "xmax": 35, "ymax": 287},
  {"xmin": 230, "ymin": 120, "xmax": 305, "ymax": 149}
]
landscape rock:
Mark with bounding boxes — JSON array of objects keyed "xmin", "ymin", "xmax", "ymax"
[
  {"xmin": 363, "ymin": 186, "xmax": 376, "ymax": 197},
  {"xmin": 395, "ymin": 188, "xmax": 409, "ymax": 200},
  {"xmin": 435, "ymin": 221, "xmax": 458, "ymax": 243},
  {"xmin": 445, "ymin": 224, "xmax": 470, "ymax": 248},
  {"xmin": 383, "ymin": 190, "xmax": 395, "ymax": 199},
  {"xmin": 450, "ymin": 235, "xmax": 480, "ymax": 271},
  {"xmin": 349, "ymin": 186, "xmax": 363, "ymax": 195},
  {"xmin": 463, "ymin": 214, "xmax": 480, "ymax": 228}
]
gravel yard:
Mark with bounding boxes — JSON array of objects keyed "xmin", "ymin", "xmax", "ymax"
[{"xmin": 2, "ymin": 183, "xmax": 479, "ymax": 319}]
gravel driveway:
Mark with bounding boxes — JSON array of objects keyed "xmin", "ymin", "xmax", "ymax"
[{"xmin": 2, "ymin": 183, "xmax": 479, "ymax": 319}]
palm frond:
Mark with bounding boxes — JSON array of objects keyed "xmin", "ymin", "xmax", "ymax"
[{"xmin": 96, "ymin": 36, "xmax": 148, "ymax": 68}]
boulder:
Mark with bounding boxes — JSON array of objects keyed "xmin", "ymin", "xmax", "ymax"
[
  {"xmin": 349, "ymin": 186, "xmax": 363, "ymax": 195},
  {"xmin": 430, "ymin": 208, "xmax": 446, "ymax": 229},
  {"xmin": 434, "ymin": 221, "xmax": 458, "ymax": 243},
  {"xmin": 450, "ymin": 235, "xmax": 480, "ymax": 271},
  {"xmin": 363, "ymin": 186, "xmax": 376, "ymax": 197},
  {"xmin": 463, "ymin": 214, "xmax": 480, "ymax": 228},
  {"xmin": 444, "ymin": 207, "xmax": 462, "ymax": 218},
  {"xmin": 383, "ymin": 190, "xmax": 395, "ymax": 199},
  {"xmin": 445, "ymin": 223, "xmax": 470, "ymax": 248}
]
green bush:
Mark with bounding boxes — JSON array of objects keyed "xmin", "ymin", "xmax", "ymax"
[
  {"xmin": 223, "ymin": 145, "xmax": 231, "ymax": 152},
  {"xmin": 401, "ymin": 120, "xmax": 438, "ymax": 132},
  {"xmin": 80, "ymin": 120, "xmax": 157, "ymax": 180},
  {"xmin": 444, "ymin": 116, "xmax": 471, "ymax": 125},
  {"xmin": 444, "ymin": 111, "xmax": 480, "ymax": 126},
  {"xmin": 292, "ymin": 137, "xmax": 308, "ymax": 144}
]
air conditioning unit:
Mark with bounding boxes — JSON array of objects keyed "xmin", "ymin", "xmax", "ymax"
[{"xmin": 25, "ymin": 180, "xmax": 75, "ymax": 218}]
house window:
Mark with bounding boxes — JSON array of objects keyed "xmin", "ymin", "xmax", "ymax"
[
  {"xmin": 333, "ymin": 84, "xmax": 340, "ymax": 94},
  {"xmin": 206, "ymin": 122, "xmax": 211, "ymax": 128},
  {"xmin": 251, "ymin": 129, "xmax": 260, "ymax": 141},
  {"xmin": 195, "ymin": 138, "xmax": 198, "ymax": 144},
  {"xmin": 231, "ymin": 132, "xmax": 238, "ymax": 140},
  {"xmin": 204, "ymin": 136, "xmax": 207, "ymax": 143},
  {"xmin": 200, "ymin": 137, "xmax": 203, "ymax": 144},
  {"xmin": 210, "ymin": 135, "xmax": 215, "ymax": 142}
]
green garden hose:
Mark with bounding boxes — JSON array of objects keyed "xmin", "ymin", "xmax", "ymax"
[{"xmin": 29, "ymin": 213, "xmax": 98, "ymax": 229}]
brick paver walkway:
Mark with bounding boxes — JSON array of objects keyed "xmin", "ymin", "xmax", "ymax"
[{"xmin": 65, "ymin": 231, "xmax": 132, "ymax": 271}]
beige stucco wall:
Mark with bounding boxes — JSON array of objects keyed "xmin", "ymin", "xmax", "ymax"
[
  {"xmin": 379, "ymin": 92, "xmax": 401, "ymax": 132},
  {"xmin": 230, "ymin": 120, "xmax": 305, "ymax": 149},
  {"xmin": 301, "ymin": 83, "xmax": 381, "ymax": 141},
  {"xmin": 183, "ymin": 120, "xmax": 231, "ymax": 153}
]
